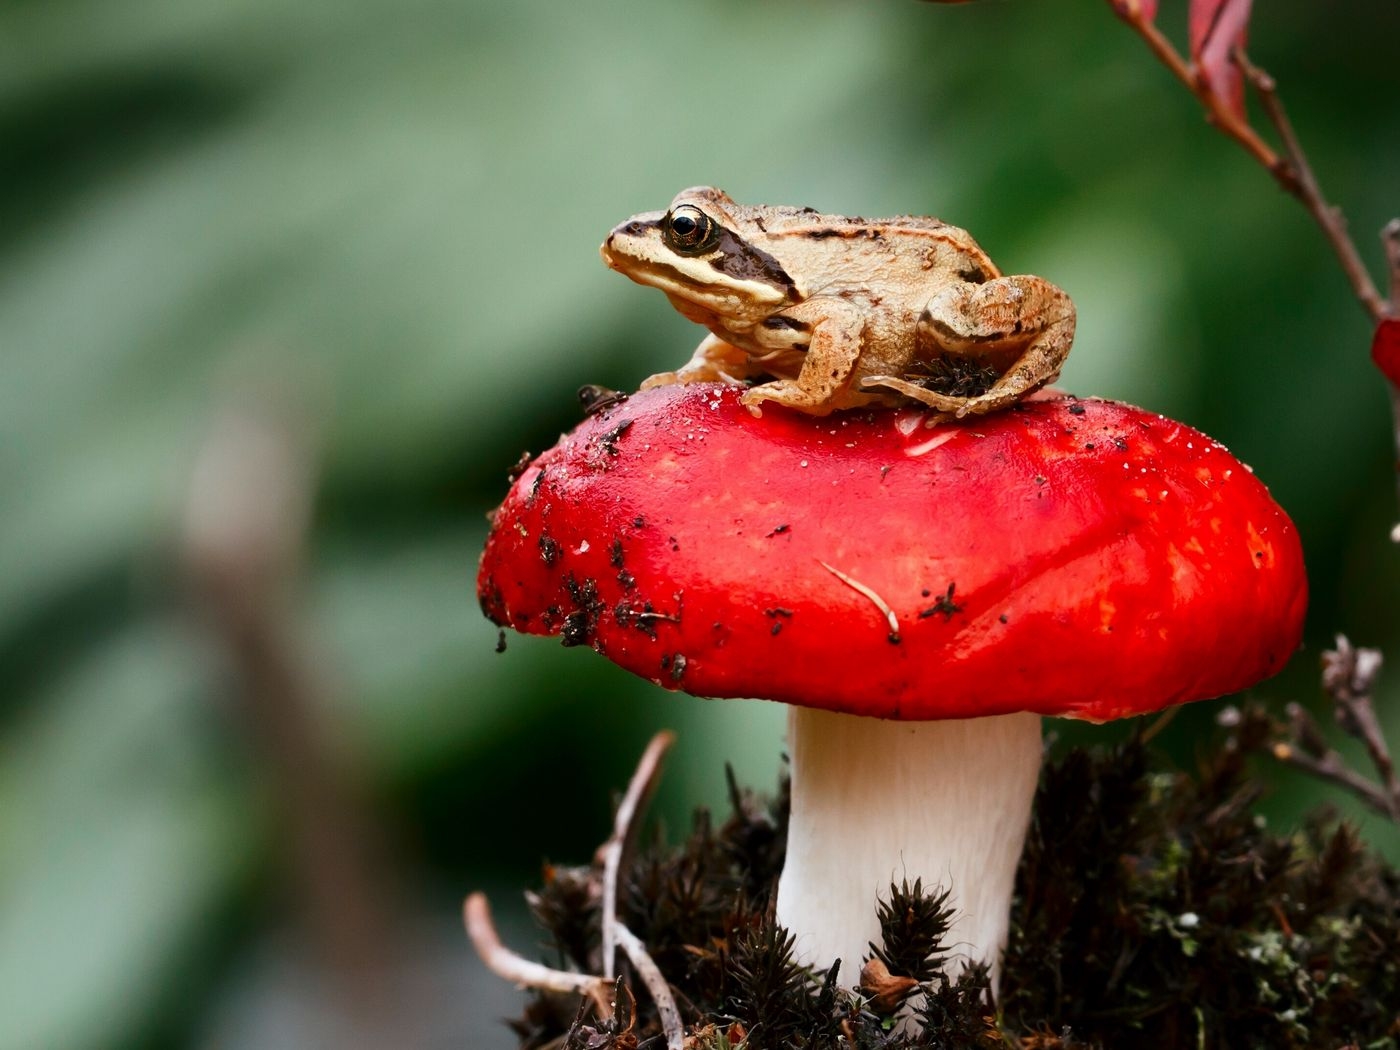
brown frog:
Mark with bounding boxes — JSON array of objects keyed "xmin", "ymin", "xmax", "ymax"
[{"xmin": 601, "ymin": 186, "xmax": 1075, "ymax": 420}]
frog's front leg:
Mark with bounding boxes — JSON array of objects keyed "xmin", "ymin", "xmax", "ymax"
[
  {"xmin": 864, "ymin": 276, "xmax": 1075, "ymax": 417},
  {"xmin": 740, "ymin": 300, "xmax": 866, "ymax": 417},
  {"xmin": 640, "ymin": 334, "xmax": 754, "ymax": 390}
]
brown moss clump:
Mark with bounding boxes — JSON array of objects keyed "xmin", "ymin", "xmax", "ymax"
[{"xmin": 502, "ymin": 714, "xmax": 1400, "ymax": 1050}]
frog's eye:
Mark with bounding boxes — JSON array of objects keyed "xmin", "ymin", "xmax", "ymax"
[{"xmin": 664, "ymin": 206, "xmax": 718, "ymax": 255}]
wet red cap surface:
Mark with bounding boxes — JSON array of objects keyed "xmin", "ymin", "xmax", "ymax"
[{"xmin": 478, "ymin": 384, "xmax": 1306, "ymax": 722}]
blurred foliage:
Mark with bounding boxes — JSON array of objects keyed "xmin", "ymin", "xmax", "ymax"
[{"xmin": 0, "ymin": 0, "xmax": 1397, "ymax": 1048}]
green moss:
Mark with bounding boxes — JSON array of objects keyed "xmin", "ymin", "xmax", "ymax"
[{"xmin": 507, "ymin": 720, "xmax": 1400, "ymax": 1050}]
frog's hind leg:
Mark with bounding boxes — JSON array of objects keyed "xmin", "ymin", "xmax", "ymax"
[
  {"xmin": 859, "ymin": 375, "xmax": 963, "ymax": 421},
  {"xmin": 911, "ymin": 276, "xmax": 1076, "ymax": 417}
]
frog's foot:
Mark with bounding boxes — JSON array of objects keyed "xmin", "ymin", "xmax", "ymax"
[
  {"xmin": 947, "ymin": 387, "xmax": 1037, "ymax": 418},
  {"xmin": 639, "ymin": 370, "xmax": 683, "ymax": 391},
  {"xmin": 740, "ymin": 379, "xmax": 841, "ymax": 418},
  {"xmin": 640, "ymin": 365, "xmax": 747, "ymax": 391},
  {"xmin": 642, "ymin": 334, "xmax": 756, "ymax": 392},
  {"xmin": 860, "ymin": 375, "xmax": 971, "ymax": 415}
]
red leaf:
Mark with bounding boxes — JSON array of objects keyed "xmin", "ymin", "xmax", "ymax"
[
  {"xmin": 1371, "ymin": 317, "xmax": 1400, "ymax": 387},
  {"xmin": 1190, "ymin": 0, "xmax": 1252, "ymax": 119}
]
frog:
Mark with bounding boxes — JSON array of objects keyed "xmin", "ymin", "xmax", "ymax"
[{"xmin": 600, "ymin": 186, "xmax": 1075, "ymax": 421}]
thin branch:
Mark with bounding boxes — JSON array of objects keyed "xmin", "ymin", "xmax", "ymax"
[
  {"xmin": 1321, "ymin": 637, "xmax": 1400, "ymax": 818},
  {"xmin": 614, "ymin": 922, "xmax": 685, "ymax": 1050},
  {"xmin": 182, "ymin": 399, "xmax": 402, "ymax": 1026},
  {"xmin": 1236, "ymin": 638, "xmax": 1400, "ymax": 824},
  {"xmin": 1283, "ymin": 701, "xmax": 1329, "ymax": 759},
  {"xmin": 1384, "ymin": 218, "xmax": 1400, "ymax": 313},
  {"xmin": 1235, "ymin": 51, "xmax": 1387, "ymax": 324},
  {"xmin": 463, "ymin": 893, "xmax": 613, "ymax": 1014},
  {"xmin": 597, "ymin": 730, "xmax": 677, "ymax": 979},
  {"xmin": 1268, "ymin": 741, "xmax": 1396, "ymax": 821},
  {"xmin": 468, "ymin": 737, "xmax": 687, "ymax": 1041},
  {"xmin": 1139, "ymin": 704, "xmax": 1180, "ymax": 744},
  {"xmin": 1108, "ymin": 1, "xmax": 1391, "ymax": 325},
  {"xmin": 1109, "ymin": 1, "xmax": 1278, "ymax": 171}
]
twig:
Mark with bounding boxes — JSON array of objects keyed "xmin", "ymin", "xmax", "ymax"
[
  {"xmin": 468, "ymin": 737, "xmax": 689, "ymax": 1041},
  {"xmin": 1108, "ymin": 1, "xmax": 1278, "ymax": 171},
  {"xmin": 614, "ymin": 922, "xmax": 685, "ymax": 1050},
  {"xmin": 1242, "ymin": 637, "xmax": 1400, "ymax": 824},
  {"xmin": 1321, "ymin": 637, "xmax": 1400, "ymax": 818},
  {"xmin": 818, "ymin": 560, "xmax": 901, "ymax": 640},
  {"xmin": 1234, "ymin": 51, "xmax": 1387, "ymax": 324},
  {"xmin": 1384, "ymin": 219, "xmax": 1400, "ymax": 310},
  {"xmin": 182, "ymin": 399, "xmax": 402, "ymax": 1034},
  {"xmin": 1139, "ymin": 704, "xmax": 1180, "ymax": 744},
  {"xmin": 597, "ymin": 730, "xmax": 676, "ymax": 980},
  {"xmin": 1268, "ymin": 740, "xmax": 1395, "ymax": 821},
  {"xmin": 463, "ymin": 893, "xmax": 613, "ymax": 1014},
  {"xmin": 1108, "ymin": 2, "xmax": 1390, "ymax": 325}
]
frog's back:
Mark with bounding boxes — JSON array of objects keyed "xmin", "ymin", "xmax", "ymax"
[{"xmin": 750, "ymin": 204, "xmax": 951, "ymax": 236}]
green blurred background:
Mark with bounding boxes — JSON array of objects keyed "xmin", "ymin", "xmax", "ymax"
[{"xmin": 2, "ymin": 0, "xmax": 1397, "ymax": 1047}]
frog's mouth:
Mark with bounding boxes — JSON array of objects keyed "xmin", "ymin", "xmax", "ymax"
[
  {"xmin": 599, "ymin": 236, "xmax": 722, "ymax": 306},
  {"xmin": 605, "ymin": 247, "xmax": 792, "ymax": 313},
  {"xmin": 601, "ymin": 241, "xmax": 696, "ymax": 295}
]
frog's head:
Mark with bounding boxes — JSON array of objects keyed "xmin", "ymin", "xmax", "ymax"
[{"xmin": 602, "ymin": 187, "xmax": 800, "ymax": 324}]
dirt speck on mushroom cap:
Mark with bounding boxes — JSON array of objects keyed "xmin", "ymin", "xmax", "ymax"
[{"xmin": 477, "ymin": 385, "xmax": 1306, "ymax": 721}]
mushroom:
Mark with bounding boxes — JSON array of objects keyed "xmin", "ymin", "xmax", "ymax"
[{"xmin": 478, "ymin": 383, "xmax": 1306, "ymax": 991}]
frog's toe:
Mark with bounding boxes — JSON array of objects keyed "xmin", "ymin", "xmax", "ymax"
[
  {"xmin": 954, "ymin": 390, "xmax": 1022, "ymax": 417},
  {"xmin": 640, "ymin": 371, "xmax": 681, "ymax": 391},
  {"xmin": 738, "ymin": 388, "xmax": 768, "ymax": 415},
  {"xmin": 711, "ymin": 369, "xmax": 748, "ymax": 387},
  {"xmin": 861, "ymin": 375, "xmax": 966, "ymax": 413}
]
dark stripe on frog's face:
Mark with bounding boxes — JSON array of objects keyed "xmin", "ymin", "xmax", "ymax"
[
  {"xmin": 617, "ymin": 218, "xmax": 662, "ymax": 239},
  {"xmin": 709, "ymin": 225, "xmax": 798, "ymax": 301}
]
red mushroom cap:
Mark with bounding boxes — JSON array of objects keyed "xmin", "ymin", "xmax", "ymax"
[{"xmin": 478, "ymin": 384, "xmax": 1306, "ymax": 722}]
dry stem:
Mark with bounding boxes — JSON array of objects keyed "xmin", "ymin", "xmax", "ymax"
[
  {"xmin": 1109, "ymin": 1, "xmax": 1390, "ymax": 325},
  {"xmin": 1321, "ymin": 638, "xmax": 1400, "ymax": 819},
  {"xmin": 466, "ymin": 732, "xmax": 686, "ymax": 1041},
  {"xmin": 1247, "ymin": 637, "xmax": 1400, "ymax": 824},
  {"xmin": 1384, "ymin": 219, "xmax": 1400, "ymax": 309},
  {"xmin": 463, "ymin": 893, "xmax": 613, "ymax": 1014},
  {"xmin": 1234, "ymin": 51, "xmax": 1387, "ymax": 324},
  {"xmin": 1270, "ymin": 739, "xmax": 1396, "ymax": 821},
  {"xmin": 614, "ymin": 922, "xmax": 685, "ymax": 1050},
  {"xmin": 1109, "ymin": 1, "xmax": 1278, "ymax": 171},
  {"xmin": 182, "ymin": 400, "xmax": 404, "ymax": 1040},
  {"xmin": 597, "ymin": 730, "xmax": 676, "ymax": 978}
]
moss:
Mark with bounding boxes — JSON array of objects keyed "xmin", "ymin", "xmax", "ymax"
[{"xmin": 505, "ymin": 719, "xmax": 1400, "ymax": 1049}]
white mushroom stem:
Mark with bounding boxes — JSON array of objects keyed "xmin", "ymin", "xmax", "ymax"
[{"xmin": 776, "ymin": 707, "xmax": 1043, "ymax": 993}]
